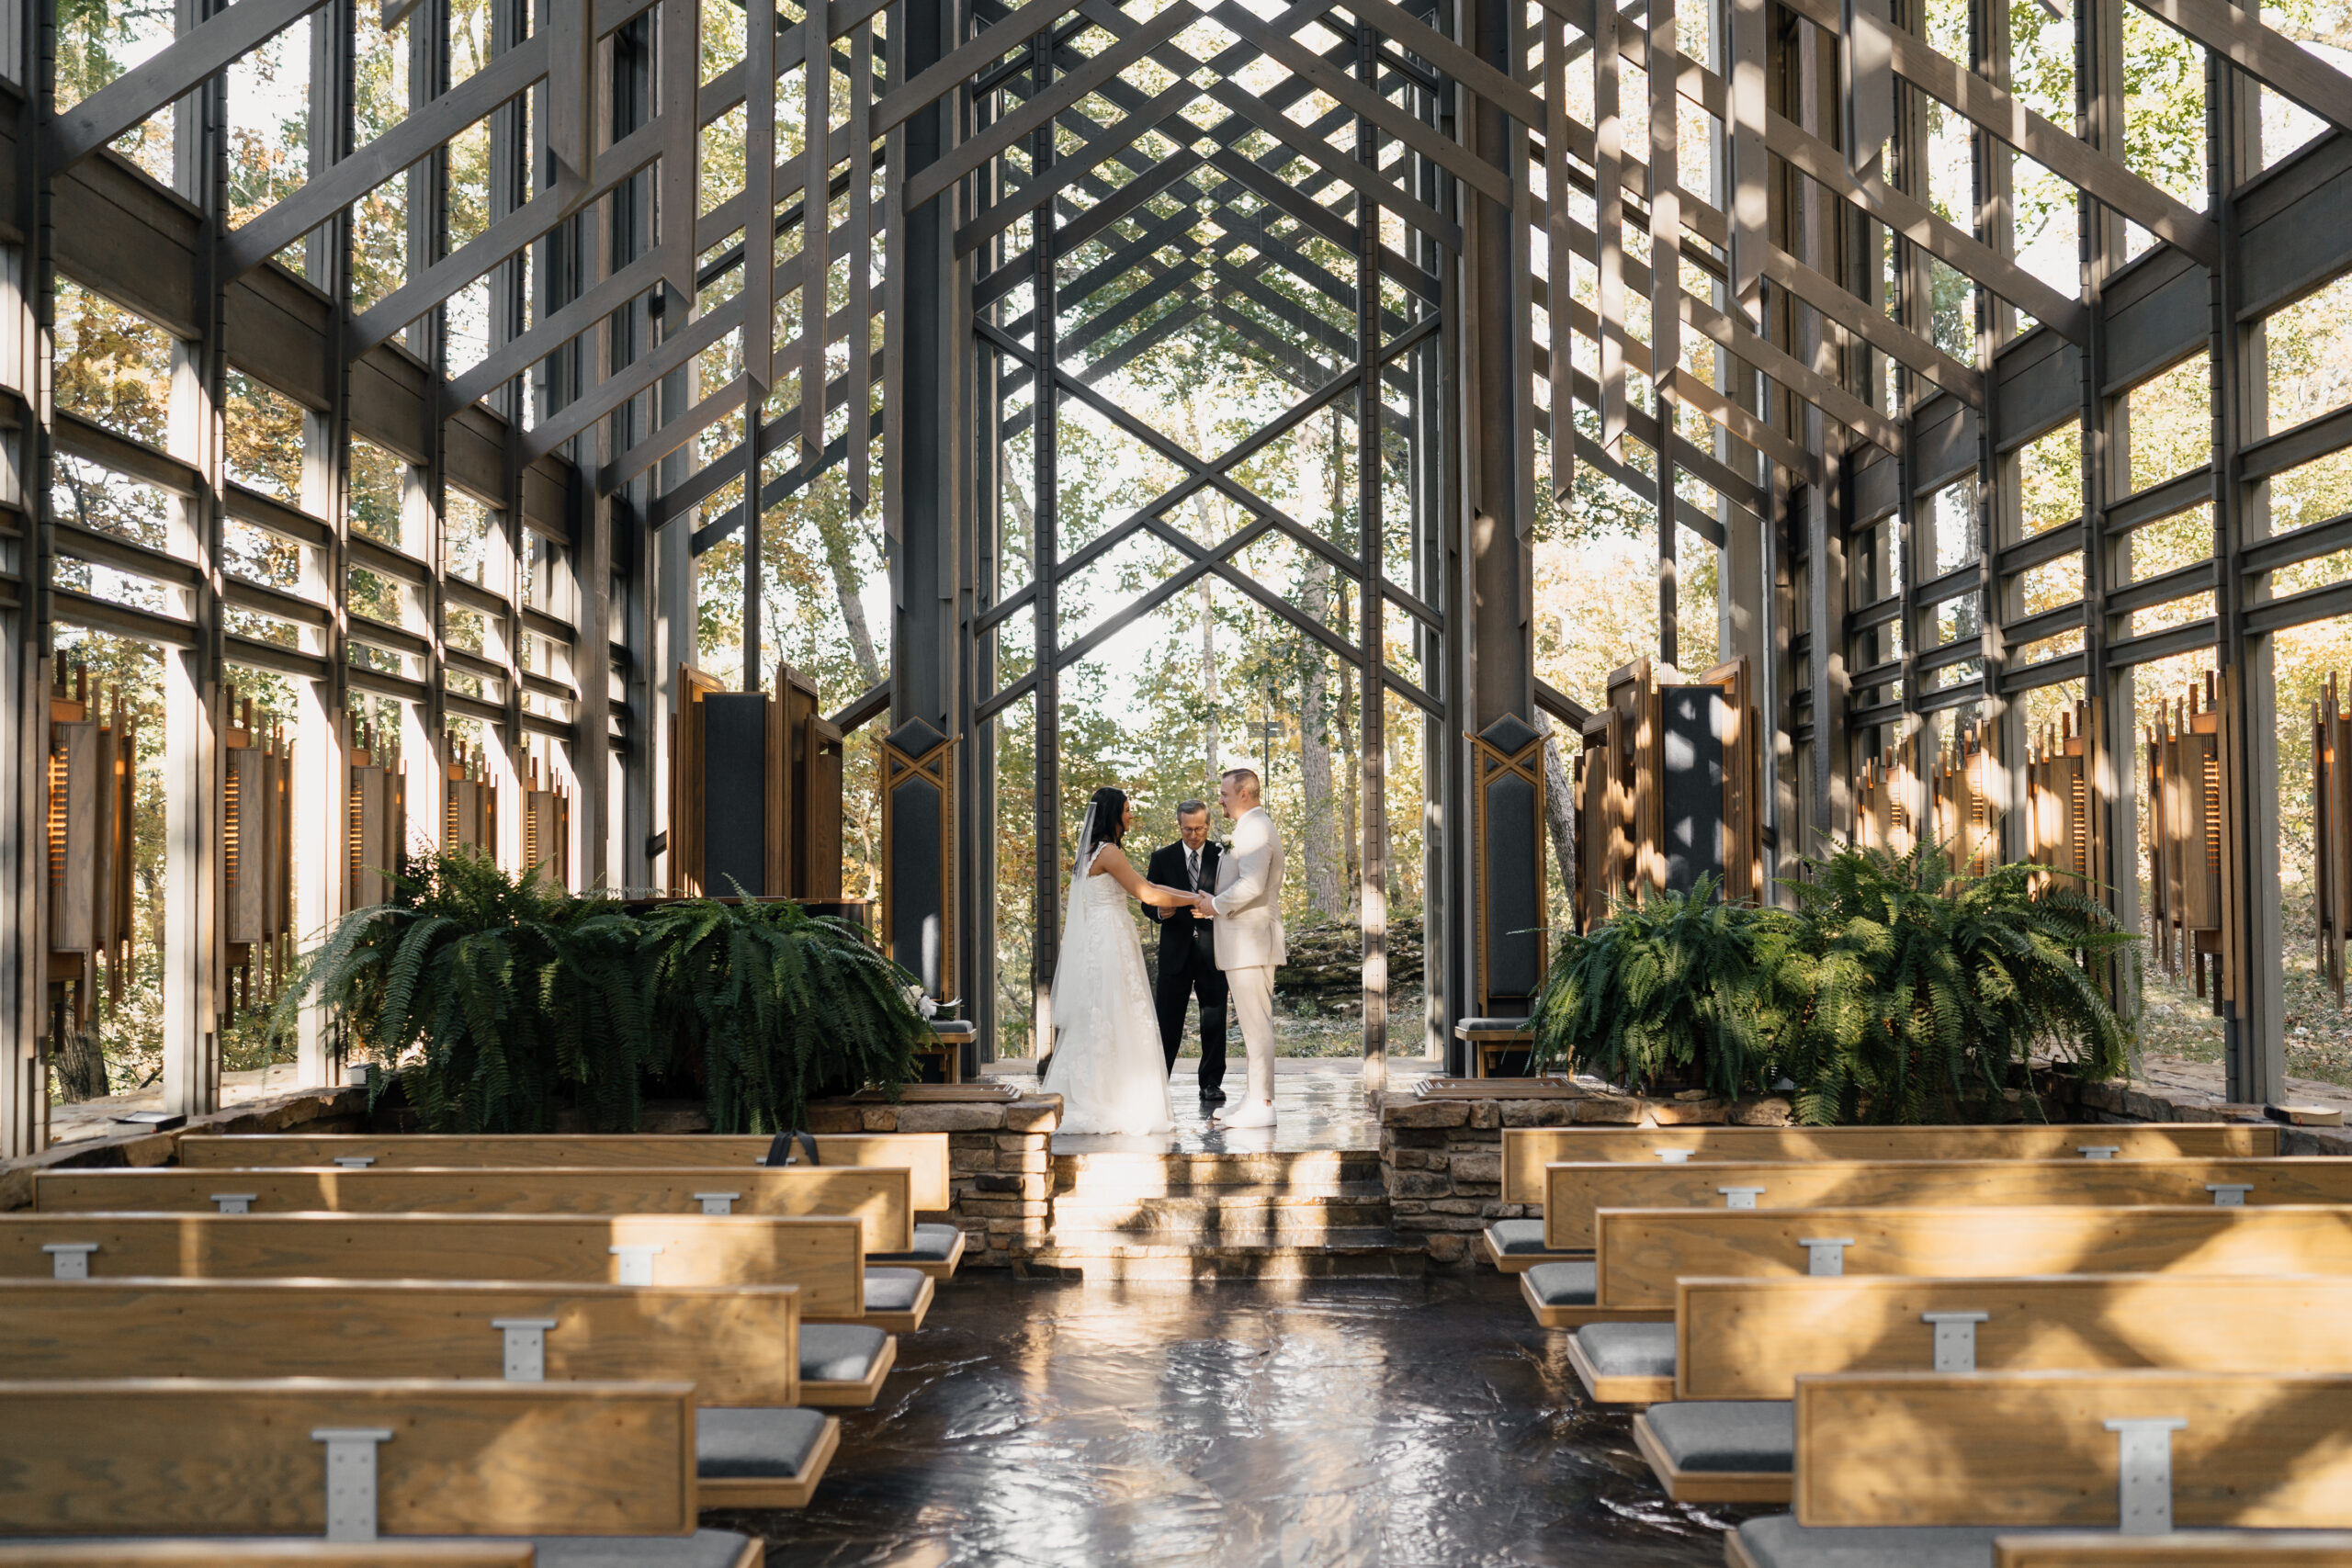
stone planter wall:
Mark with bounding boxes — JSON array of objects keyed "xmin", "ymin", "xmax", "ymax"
[
  {"xmin": 0, "ymin": 1084, "xmax": 367, "ymax": 1211},
  {"xmin": 2047, "ymin": 1074, "xmax": 2352, "ymax": 1156},
  {"xmin": 808, "ymin": 1093, "xmax": 1061, "ymax": 1266},
  {"xmin": 1379, "ymin": 1089, "xmax": 1795, "ymax": 1269}
]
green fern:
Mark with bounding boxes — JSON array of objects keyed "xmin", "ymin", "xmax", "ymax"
[
  {"xmin": 278, "ymin": 853, "xmax": 927, "ymax": 1134},
  {"xmin": 1530, "ymin": 876, "xmax": 1797, "ymax": 1100},
  {"xmin": 1774, "ymin": 842, "xmax": 2138, "ymax": 1124}
]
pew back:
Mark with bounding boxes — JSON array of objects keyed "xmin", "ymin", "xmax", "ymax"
[
  {"xmin": 1499, "ymin": 1123, "xmax": 2282, "ymax": 1205},
  {"xmin": 0, "ymin": 1379, "xmax": 697, "ymax": 1537},
  {"xmin": 1544, "ymin": 1156, "xmax": 2351, "ymax": 1249},
  {"xmin": 35, "ymin": 1166, "xmax": 915, "ymax": 1253},
  {"xmin": 0, "ymin": 1277, "xmax": 801, "ymax": 1405},
  {"xmin": 1595, "ymin": 1204, "xmax": 2352, "ymax": 1311},
  {"xmin": 1676, "ymin": 1273, "xmax": 2352, "ymax": 1400},
  {"xmin": 0, "ymin": 1213, "xmax": 866, "ymax": 1316},
  {"xmin": 179, "ymin": 1134, "xmax": 953, "ymax": 1211},
  {"xmin": 1793, "ymin": 1370, "xmax": 2352, "ymax": 1529}
]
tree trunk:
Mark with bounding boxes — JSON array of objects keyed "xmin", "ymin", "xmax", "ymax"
[
  {"xmin": 1535, "ymin": 711, "xmax": 1578, "ymax": 919},
  {"xmin": 1337, "ymin": 596, "xmax": 1361, "ymax": 918},
  {"xmin": 1200, "ymin": 579, "xmax": 1219, "ymax": 798},
  {"xmin": 53, "ymin": 1021, "xmax": 109, "ymax": 1101},
  {"xmin": 815, "ymin": 493, "xmax": 884, "ymax": 688}
]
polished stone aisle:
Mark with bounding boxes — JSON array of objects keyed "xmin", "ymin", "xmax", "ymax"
[{"xmin": 718, "ymin": 1273, "xmax": 1744, "ymax": 1568}]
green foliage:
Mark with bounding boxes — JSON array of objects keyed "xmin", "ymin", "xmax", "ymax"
[
  {"xmin": 1775, "ymin": 843, "xmax": 2138, "ymax": 1125},
  {"xmin": 283, "ymin": 852, "xmax": 927, "ymax": 1134},
  {"xmin": 1530, "ymin": 877, "xmax": 1796, "ymax": 1100},
  {"xmin": 1533, "ymin": 847, "xmax": 2139, "ymax": 1123},
  {"xmin": 280, "ymin": 849, "xmax": 650, "ymax": 1133},
  {"xmin": 638, "ymin": 897, "xmax": 926, "ymax": 1136}
]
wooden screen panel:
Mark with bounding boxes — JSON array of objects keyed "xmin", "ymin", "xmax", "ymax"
[
  {"xmin": 0, "ymin": 1379, "xmax": 696, "ymax": 1537},
  {"xmin": 0, "ymin": 1277, "xmax": 801, "ymax": 1408}
]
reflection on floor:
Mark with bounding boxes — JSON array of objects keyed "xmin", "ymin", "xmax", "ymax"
[
  {"xmin": 987, "ymin": 1055, "xmax": 1440, "ymax": 1156},
  {"xmin": 719, "ymin": 1272, "xmax": 1740, "ymax": 1567}
]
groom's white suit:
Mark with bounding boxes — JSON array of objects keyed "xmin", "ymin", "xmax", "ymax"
[{"xmin": 1210, "ymin": 804, "xmax": 1285, "ymax": 1121}]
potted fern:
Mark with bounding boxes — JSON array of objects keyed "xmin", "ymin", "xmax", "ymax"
[
  {"xmin": 279, "ymin": 848, "xmax": 650, "ymax": 1132},
  {"xmin": 1775, "ymin": 842, "xmax": 2135, "ymax": 1124},
  {"xmin": 638, "ymin": 897, "xmax": 928, "ymax": 1135},
  {"xmin": 1530, "ymin": 876, "xmax": 1794, "ymax": 1100},
  {"xmin": 284, "ymin": 853, "xmax": 930, "ymax": 1134}
]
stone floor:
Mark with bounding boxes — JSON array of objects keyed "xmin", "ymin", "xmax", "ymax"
[
  {"xmin": 716, "ymin": 1272, "xmax": 1744, "ymax": 1568},
  {"xmin": 986, "ymin": 1056, "xmax": 1437, "ymax": 1156}
]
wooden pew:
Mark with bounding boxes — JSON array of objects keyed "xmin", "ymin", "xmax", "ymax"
[
  {"xmin": 1721, "ymin": 1371, "xmax": 2352, "ymax": 1565},
  {"xmin": 1486, "ymin": 1122, "xmax": 2281, "ymax": 1272},
  {"xmin": 0, "ymin": 1276, "xmax": 894, "ymax": 1409},
  {"xmin": 179, "ymin": 1133, "xmax": 954, "ymax": 1209},
  {"xmin": 1994, "ymin": 1536, "xmax": 2352, "ymax": 1566},
  {"xmin": 0, "ymin": 1379, "xmax": 700, "ymax": 1534},
  {"xmin": 0, "ymin": 1212, "xmax": 933, "ymax": 1332},
  {"xmin": 1540, "ymin": 1156, "xmax": 2352, "ymax": 1251},
  {"xmin": 35, "ymin": 1165, "xmax": 917, "ymax": 1255},
  {"xmin": 0, "ymin": 1547, "xmax": 543, "ymax": 1568},
  {"xmin": 1521, "ymin": 1202, "xmax": 2352, "ymax": 1331},
  {"xmin": 1673, "ymin": 1273, "xmax": 2352, "ymax": 1405},
  {"xmin": 176, "ymin": 1133, "xmax": 967, "ymax": 1277}
]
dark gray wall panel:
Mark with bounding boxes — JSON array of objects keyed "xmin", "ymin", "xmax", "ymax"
[
  {"xmin": 2101, "ymin": 248, "xmax": 2206, "ymax": 396},
  {"xmin": 703, "ymin": 693, "xmax": 770, "ymax": 897},
  {"xmin": 1912, "ymin": 398, "xmax": 1978, "ymax": 494},
  {"xmin": 1993, "ymin": 327, "xmax": 2081, "ymax": 452},
  {"xmin": 1855, "ymin": 451, "xmax": 1901, "ymax": 524},
  {"xmin": 1659, "ymin": 686, "xmax": 1726, "ymax": 893},
  {"xmin": 1483, "ymin": 773, "xmax": 1542, "ymax": 999},
  {"xmin": 2238, "ymin": 131, "xmax": 2352, "ymax": 321}
]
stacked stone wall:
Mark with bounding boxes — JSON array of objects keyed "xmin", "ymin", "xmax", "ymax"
[{"xmin": 808, "ymin": 1093, "xmax": 1060, "ymax": 1266}]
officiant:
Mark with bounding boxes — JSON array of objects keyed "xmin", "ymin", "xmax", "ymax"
[{"xmin": 1144, "ymin": 800, "xmax": 1230, "ymax": 1104}]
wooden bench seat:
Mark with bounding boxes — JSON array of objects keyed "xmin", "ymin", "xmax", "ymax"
[
  {"xmin": 0, "ymin": 1276, "xmax": 894, "ymax": 1409},
  {"xmin": 35, "ymin": 1166, "xmax": 916, "ymax": 1256},
  {"xmin": 1500, "ymin": 1123, "xmax": 2283, "ymax": 1206},
  {"xmin": 0, "ymin": 1542, "xmax": 760, "ymax": 1568},
  {"xmin": 179, "ymin": 1133, "xmax": 956, "ymax": 1213},
  {"xmin": 1541, "ymin": 1156, "xmax": 2352, "ymax": 1251},
  {"xmin": 1994, "ymin": 1535, "xmax": 2352, "ymax": 1565},
  {"xmin": 0, "ymin": 1549, "xmax": 540, "ymax": 1568},
  {"xmin": 0, "ymin": 1379, "xmax": 703, "ymax": 1535},
  {"xmin": 0, "ymin": 1212, "xmax": 932, "ymax": 1331}
]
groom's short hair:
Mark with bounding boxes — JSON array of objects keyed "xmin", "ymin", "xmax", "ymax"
[
  {"xmin": 1176, "ymin": 799, "xmax": 1207, "ymax": 819},
  {"xmin": 1221, "ymin": 768, "xmax": 1261, "ymax": 798}
]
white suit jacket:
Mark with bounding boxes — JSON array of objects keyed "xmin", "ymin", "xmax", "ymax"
[{"xmin": 1210, "ymin": 806, "xmax": 1286, "ymax": 970}]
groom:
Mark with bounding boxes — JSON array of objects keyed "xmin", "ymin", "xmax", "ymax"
[
  {"xmin": 1144, "ymin": 801, "xmax": 1229, "ymax": 1105},
  {"xmin": 1192, "ymin": 768, "xmax": 1284, "ymax": 1128}
]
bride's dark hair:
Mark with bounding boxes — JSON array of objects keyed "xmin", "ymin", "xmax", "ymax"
[{"xmin": 1080, "ymin": 786, "xmax": 1128, "ymax": 857}]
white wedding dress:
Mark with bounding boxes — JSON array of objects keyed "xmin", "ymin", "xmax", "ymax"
[{"xmin": 1042, "ymin": 842, "xmax": 1176, "ymax": 1135}]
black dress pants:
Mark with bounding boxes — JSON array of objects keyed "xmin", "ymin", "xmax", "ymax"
[{"xmin": 1156, "ymin": 956, "xmax": 1230, "ymax": 1095}]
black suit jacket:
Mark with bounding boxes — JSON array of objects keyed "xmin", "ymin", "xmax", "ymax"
[{"xmin": 1145, "ymin": 840, "xmax": 1222, "ymax": 979}]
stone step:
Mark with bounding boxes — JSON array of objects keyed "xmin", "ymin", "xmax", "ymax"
[
  {"xmin": 1020, "ymin": 1229, "xmax": 1429, "ymax": 1280},
  {"xmin": 1051, "ymin": 1190, "xmax": 1393, "ymax": 1235},
  {"xmin": 1052, "ymin": 1150, "xmax": 1384, "ymax": 1191}
]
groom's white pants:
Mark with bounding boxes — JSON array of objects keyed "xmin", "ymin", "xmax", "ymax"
[{"xmin": 1226, "ymin": 964, "xmax": 1278, "ymax": 1108}]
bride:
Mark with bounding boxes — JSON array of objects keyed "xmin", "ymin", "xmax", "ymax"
[{"xmin": 1043, "ymin": 786, "xmax": 1198, "ymax": 1135}]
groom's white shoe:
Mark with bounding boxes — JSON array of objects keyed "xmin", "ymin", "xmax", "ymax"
[{"xmin": 1221, "ymin": 1097, "xmax": 1276, "ymax": 1129}]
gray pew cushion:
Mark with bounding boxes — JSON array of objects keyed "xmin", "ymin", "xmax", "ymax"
[
  {"xmin": 865, "ymin": 1266, "xmax": 928, "ymax": 1313},
  {"xmin": 1486, "ymin": 1218, "xmax": 1551, "ymax": 1255},
  {"xmin": 1643, "ymin": 1400, "xmax": 1792, "ymax": 1472},
  {"xmin": 802, "ymin": 1321, "xmax": 890, "ymax": 1383},
  {"xmin": 1523, "ymin": 1259, "xmax": 1597, "ymax": 1306},
  {"xmin": 533, "ymin": 1532, "xmax": 759, "ymax": 1568},
  {"xmin": 695, "ymin": 1407, "xmax": 831, "ymax": 1479},
  {"xmin": 1576, "ymin": 1320, "xmax": 1676, "ymax": 1378},
  {"xmin": 1736, "ymin": 1517, "xmax": 2048, "ymax": 1568},
  {"xmin": 872, "ymin": 1222, "xmax": 962, "ymax": 1263}
]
